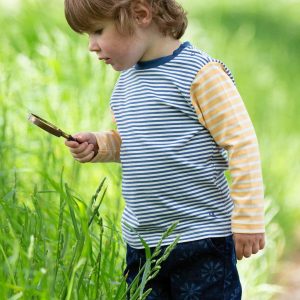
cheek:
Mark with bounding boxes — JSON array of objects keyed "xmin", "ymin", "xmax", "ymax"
[
  {"xmin": 107, "ymin": 40, "xmax": 126, "ymax": 55},
  {"xmin": 111, "ymin": 40, "xmax": 133, "ymax": 58}
]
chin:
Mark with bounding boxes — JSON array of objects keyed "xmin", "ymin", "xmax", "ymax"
[
  {"xmin": 112, "ymin": 65, "xmax": 124, "ymax": 71},
  {"xmin": 112, "ymin": 62, "xmax": 136, "ymax": 72}
]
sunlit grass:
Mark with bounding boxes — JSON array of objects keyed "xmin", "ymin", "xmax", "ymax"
[{"xmin": 0, "ymin": 174, "xmax": 179, "ymax": 299}]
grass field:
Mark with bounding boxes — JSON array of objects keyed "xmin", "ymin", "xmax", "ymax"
[{"xmin": 1, "ymin": 0, "xmax": 300, "ymax": 299}]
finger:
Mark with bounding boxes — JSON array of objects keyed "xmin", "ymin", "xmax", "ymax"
[
  {"xmin": 234, "ymin": 240, "xmax": 244, "ymax": 260},
  {"xmin": 65, "ymin": 140, "xmax": 80, "ymax": 148},
  {"xmin": 243, "ymin": 244, "xmax": 252, "ymax": 258},
  {"xmin": 76, "ymin": 151, "xmax": 95, "ymax": 163},
  {"xmin": 259, "ymin": 238, "xmax": 265, "ymax": 250},
  {"xmin": 252, "ymin": 242, "xmax": 260, "ymax": 254},
  {"xmin": 74, "ymin": 144, "xmax": 94, "ymax": 159},
  {"xmin": 70, "ymin": 142, "xmax": 89, "ymax": 155}
]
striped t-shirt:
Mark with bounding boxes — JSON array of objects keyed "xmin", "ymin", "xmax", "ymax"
[{"xmin": 91, "ymin": 41, "xmax": 265, "ymax": 249}]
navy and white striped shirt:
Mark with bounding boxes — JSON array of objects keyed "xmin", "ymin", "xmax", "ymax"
[{"xmin": 110, "ymin": 41, "xmax": 237, "ymax": 248}]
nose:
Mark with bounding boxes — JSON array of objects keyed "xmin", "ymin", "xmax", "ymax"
[{"xmin": 88, "ymin": 34, "xmax": 100, "ymax": 52}]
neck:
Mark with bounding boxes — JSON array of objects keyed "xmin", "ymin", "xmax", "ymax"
[{"xmin": 139, "ymin": 33, "xmax": 181, "ymax": 62}]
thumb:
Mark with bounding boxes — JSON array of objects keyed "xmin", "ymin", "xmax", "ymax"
[{"xmin": 73, "ymin": 133, "xmax": 89, "ymax": 143}]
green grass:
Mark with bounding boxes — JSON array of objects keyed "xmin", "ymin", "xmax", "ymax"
[
  {"xmin": 0, "ymin": 172, "xmax": 179, "ymax": 299},
  {"xmin": 1, "ymin": 0, "xmax": 300, "ymax": 299}
]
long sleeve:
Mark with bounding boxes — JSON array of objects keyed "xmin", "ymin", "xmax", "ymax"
[
  {"xmin": 90, "ymin": 130, "xmax": 122, "ymax": 163},
  {"xmin": 190, "ymin": 62, "xmax": 265, "ymax": 233},
  {"xmin": 90, "ymin": 109, "xmax": 121, "ymax": 163}
]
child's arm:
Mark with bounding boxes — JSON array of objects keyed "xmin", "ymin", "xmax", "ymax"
[
  {"xmin": 191, "ymin": 62, "xmax": 265, "ymax": 259},
  {"xmin": 65, "ymin": 111, "xmax": 121, "ymax": 163},
  {"xmin": 64, "ymin": 130, "xmax": 121, "ymax": 163}
]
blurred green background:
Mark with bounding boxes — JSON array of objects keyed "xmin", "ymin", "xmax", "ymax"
[{"xmin": 1, "ymin": 0, "xmax": 300, "ymax": 299}]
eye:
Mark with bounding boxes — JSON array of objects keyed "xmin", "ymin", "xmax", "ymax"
[{"xmin": 94, "ymin": 29, "xmax": 103, "ymax": 35}]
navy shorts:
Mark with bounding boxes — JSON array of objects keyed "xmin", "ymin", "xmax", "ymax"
[{"xmin": 125, "ymin": 236, "xmax": 242, "ymax": 300}]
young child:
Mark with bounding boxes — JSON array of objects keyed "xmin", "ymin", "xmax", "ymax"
[{"xmin": 64, "ymin": 0, "xmax": 265, "ymax": 298}]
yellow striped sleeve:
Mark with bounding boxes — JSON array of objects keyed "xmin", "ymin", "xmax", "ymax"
[
  {"xmin": 90, "ymin": 130, "xmax": 122, "ymax": 163},
  {"xmin": 190, "ymin": 62, "xmax": 265, "ymax": 233}
]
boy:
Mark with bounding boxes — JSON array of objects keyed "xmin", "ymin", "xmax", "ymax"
[{"xmin": 64, "ymin": 0, "xmax": 265, "ymax": 299}]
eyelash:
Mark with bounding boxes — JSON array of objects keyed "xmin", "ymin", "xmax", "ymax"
[{"xmin": 94, "ymin": 29, "xmax": 103, "ymax": 35}]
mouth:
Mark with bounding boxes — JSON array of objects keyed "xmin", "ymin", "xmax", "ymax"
[{"xmin": 98, "ymin": 57, "xmax": 111, "ymax": 64}]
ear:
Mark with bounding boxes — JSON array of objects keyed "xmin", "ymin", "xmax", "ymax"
[{"xmin": 132, "ymin": 0, "xmax": 152, "ymax": 27}]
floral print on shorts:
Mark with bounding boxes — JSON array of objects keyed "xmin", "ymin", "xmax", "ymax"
[{"xmin": 125, "ymin": 236, "xmax": 242, "ymax": 300}]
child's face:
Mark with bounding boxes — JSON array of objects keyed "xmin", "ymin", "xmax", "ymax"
[{"xmin": 88, "ymin": 19, "xmax": 149, "ymax": 71}]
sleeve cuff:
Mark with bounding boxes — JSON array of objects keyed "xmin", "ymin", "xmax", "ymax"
[{"xmin": 89, "ymin": 131, "xmax": 121, "ymax": 163}]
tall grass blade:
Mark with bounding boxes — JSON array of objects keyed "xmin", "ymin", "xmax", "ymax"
[{"xmin": 65, "ymin": 183, "xmax": 80, "ymax": 240}]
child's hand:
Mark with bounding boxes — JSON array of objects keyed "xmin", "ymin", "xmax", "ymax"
[
  {"xmin": 233, "ymin": 233, "xmax": 265, "ymax": 260},
  {"xmin": 65, "ymin": 132, "xmax": 99, "ymax": 163}
]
